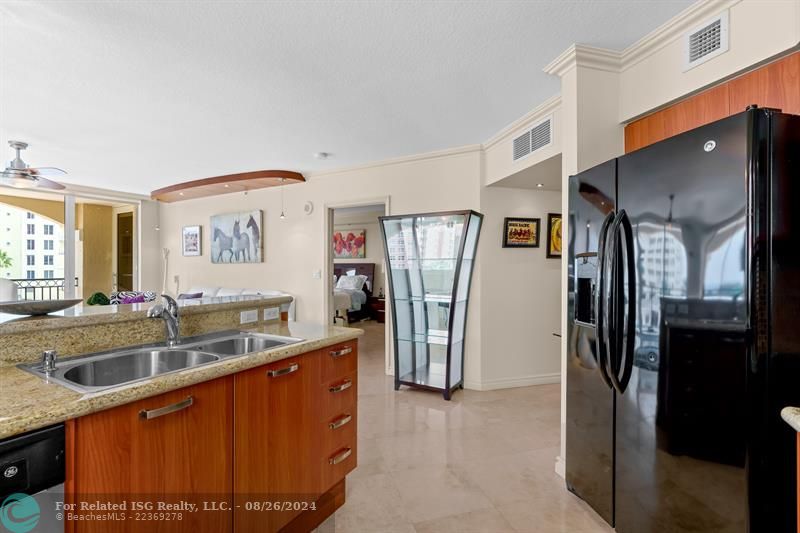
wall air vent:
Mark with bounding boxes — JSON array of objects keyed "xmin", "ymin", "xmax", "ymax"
[
  {"xmin": 512, "ymin": 116, "xmax": 552, "ymax": 162},
  {"xmin": 683, "ymin": 10, "xmax": 729, "ymax": 72}
]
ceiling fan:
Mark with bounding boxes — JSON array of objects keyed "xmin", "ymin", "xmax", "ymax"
[{"xmin": 0, "ymin": 140, "xmax": 66, "ymax": 190}]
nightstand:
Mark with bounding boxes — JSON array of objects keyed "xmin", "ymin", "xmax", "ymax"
[{"xmin": 368, "ymin": 297, "xmax": 385, "ymax": 323}]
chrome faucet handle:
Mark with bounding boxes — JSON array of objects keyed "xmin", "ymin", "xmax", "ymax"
[
  {"xmin": 161, "ymin": 294, "xmax": 179, "ymax": 317},
  {"xmin": 42, "ymin": 349, "xmax": 57, "ymax": 373},
  {"xmin": 147, "ymin": 304, "xmax": 165, "ymax": 318}
]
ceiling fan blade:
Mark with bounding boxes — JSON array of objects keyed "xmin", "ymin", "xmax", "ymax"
[
  {"xmin": 27, "ymin": 166, "xmax": 67, "ymax": 177},
  {"xmin": 33, "ymin": 176, "xmax": 66, "ymax": 190}
]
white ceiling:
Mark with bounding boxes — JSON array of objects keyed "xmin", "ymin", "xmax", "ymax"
[{"xmin": 0, "ymin": 1, "xmax": 693, "ymax": 195}]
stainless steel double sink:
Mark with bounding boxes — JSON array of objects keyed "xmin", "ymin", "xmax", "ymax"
[{"xmin": 19, "ymin": 331, "xmax": 303, "ymax": 393}]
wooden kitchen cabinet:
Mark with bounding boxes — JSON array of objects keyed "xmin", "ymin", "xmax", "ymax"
[
  {"xmin": 318, "ymin": 341, "xmax": 358, "ymax": 494},
  {"xmin": 234, "ymin": 351, "xmax": 323, "ymax": 532},
  {"xmin": 625, "ymin": 51, "xmax": 800, "ymax": 153},
  {"xmin": 66, "ymin": 376, "xmax": 234, "ymax": 533},
  {"xmin": 64, "ymin": 339, "xmax": 358, "ymax": 533}
]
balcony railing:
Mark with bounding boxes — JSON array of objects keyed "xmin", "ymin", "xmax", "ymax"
[{"xmin": 11, "ymin": 278, "xmax": 80, "ymax": 301}]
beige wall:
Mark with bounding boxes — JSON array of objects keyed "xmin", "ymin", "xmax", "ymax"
[
  {"xmin": 159, "ymin": 148, "xmax": 485, "ymax": 384},
  {"xmin": 0, "ymin": 194, "xmax": 65, "ymax": 223},
  {"xmin": 484, "ymin": 97, "xmax": 562, "ymax": 186},
  {"xmin": 619, "ymin": 0, "xmax": 800, "ymax": 121},
  {"xmin": 77, "ymin": 203, "xmax": 113, "ymax": 298},
  {"xmin": 333, "ymin": 209, "xmax": 386, "ymax": 297},
  {"xmin": 476, "ymin": 186, "xmax": 562, "ymax": 389},
  {"xmin": 139, "ymin": 200, "xmax": 162, "ymax": 293}
]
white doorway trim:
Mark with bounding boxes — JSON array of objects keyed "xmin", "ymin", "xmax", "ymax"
[{"xmin": 323, "ymin": 196, "xmax": 393, "ymax": 376}]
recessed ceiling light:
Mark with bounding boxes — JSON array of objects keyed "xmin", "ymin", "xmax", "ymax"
[
  {"xmin": 536, "ymin": 183, "xmax": 544, "ymax": 188},
  {"xmin": 179, "ymin": 192, "xmax": 184, "ymax": 196},
  {"xmin": 314, "ymin": 152, "xmax": 330, "ymax": 160},
  {"xmin": 224, "ymin": 184, "xmax": 229, "ymax": 188}
]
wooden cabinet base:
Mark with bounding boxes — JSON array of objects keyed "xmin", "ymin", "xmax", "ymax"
[{"xmin": 281, "ymin": 480, "xmax": 346, "ymax": 533}]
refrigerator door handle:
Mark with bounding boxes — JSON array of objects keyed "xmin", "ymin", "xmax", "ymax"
[
  {"xmin": 608, "ymin": 210, "xmax": 636, "ymax": 394},
  {"xmin": 594, "ymin": 211, "xmax": 615, "ymax": 389}
]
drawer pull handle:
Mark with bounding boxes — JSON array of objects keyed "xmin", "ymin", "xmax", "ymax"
[
  {"xmin": 268, "ymin": 363, "xmax": 299, "ymax": 378},
  {"xmin": 329, "ymin": 414, "xmax": 352, "ymax": 430},
  {"xmin": 329, "ymin": 379, "xmax": 352, "ymax": 393},
  {"xmin": 139, "ymin": 396, "xmax": 193, "ymax": 420},
  {"xmin": 330, "ymin": 346, "xmax": 353, "ymax": 358},
  {"xmin": 329, "ymin": 448, "xmax": 352, "ymax": 465}
]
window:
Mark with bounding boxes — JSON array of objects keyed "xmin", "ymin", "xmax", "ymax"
[
  {"xmin": 26, "ymin": 224, "xmax": 35, "ymax": 235},
  {"xmin": 44, "ymin": 224, "xmax": 54, "ymax": 235},
  {"xmin": 26, "ymin": 270, "xmax": 35, "ymax": 279},
  {"xmin": 43, "ymin": 255, "xmax": 53, "ymax": 266},
  {"xmin": 26, "ymin": 212, "xmax": 34, "ymax": 219},
  {"xmin": 26, "ymin": 240, "xmax": 34, "ymax": 250},
  {"xmin": 44, "ymin": 240, "xmax": 53, "ymax": 251},
  {"xmin": 26, "ymin": 255, "xmax": 35, "ymax": 266},
  {"xmin": 44, "ymin": 270, "xmax": 54, "ymax": 279}
]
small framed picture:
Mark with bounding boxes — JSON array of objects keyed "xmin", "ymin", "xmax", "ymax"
[
  {"xmin": 503, "ymin": 217, "xmax": 540, "ymax": 248},
  {"xmin": 546, "ymin": 213, "xmax": 562, "ymax": 258},
  {"xmin": 182, "ymin": 225, "xmax": 202, "ymax": 256}
]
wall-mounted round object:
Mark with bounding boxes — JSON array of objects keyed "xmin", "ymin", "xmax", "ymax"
[{"xmin": 304, "ymin": 201, "xmax": 314, "ymax": 215}]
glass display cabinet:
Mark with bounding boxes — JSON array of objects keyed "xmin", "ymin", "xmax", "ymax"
[{"xmin": 379, "ymin": 210, "xmax": 483, "ymax": 400}]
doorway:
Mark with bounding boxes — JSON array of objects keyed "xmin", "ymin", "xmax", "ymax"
[{"xmin": 324, "ymin": 198, "xmax": 392, "ymax": 376}]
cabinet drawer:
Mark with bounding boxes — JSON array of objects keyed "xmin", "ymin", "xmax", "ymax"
[
  {"xmin": 321, "ymin": 372, "xmax": 357, "ymax": 420},
  {"xmin": 320, "ymin": 431, "xmax": 357, "ymax": 493},
  {"xmin": 322, "ymin": 410, "xmax": 357, "ymax": 452},
  {"xmin": 320, "ymin": 341, "xmax": 357, "ymax": 383}
]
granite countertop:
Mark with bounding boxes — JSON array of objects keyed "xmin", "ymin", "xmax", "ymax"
[
  {"xmin": 0, "ymin": 294, "xmax": 293, "ymax": 335},
  {"xmin": 0, "ymin": 322, "xmax": 362, "ymax": 440},
  {"xmin": 781, "ymin": 407, "xmax": 800, "ymax": 432}
]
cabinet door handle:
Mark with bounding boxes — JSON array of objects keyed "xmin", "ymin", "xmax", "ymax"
[
  {"xmin": 329, "ymin": 346, "xmax": 353, "ymax": 358},
  {"xmin": 328, "ymin": 448, "xmax": 352, "ymax": 465},
  {"xmin": 329, "ymin": 414, "xmax": 352, "ymax": 430},
  {"xmin": 267, "ymin": 363, "xmax": 299, "ymax": 378},
  {"xmin": 329, "ymin": 379, "xmax": 352, "ymax": 393},
  {"xmin": 139, "ymin": 396, "xmax": 193, "ymax": 420}
]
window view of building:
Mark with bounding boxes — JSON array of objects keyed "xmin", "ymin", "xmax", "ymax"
[{"xmin": 0, "ymin": 204, "xmax": 65, "ymax": 282}]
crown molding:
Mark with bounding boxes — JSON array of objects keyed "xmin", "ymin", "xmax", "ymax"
[
  {"xmin": 621, "ymin": 0, "xmax": 742, "ymax": 69},
  {"xmin": 307, "ymin": 143, "xmax": 483, "ymax": 179},
  {"xmin": 543, "ymin": 0, "xmax": 743, "ymax": 78},
  {"xmin": 483, "ymin": 94, "xmax": 561, "ymax": 150},
  {"xmin": 543, "ymin": 44, "xmax": 622, "ymax": 77}
]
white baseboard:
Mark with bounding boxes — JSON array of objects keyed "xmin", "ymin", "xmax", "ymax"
[
  {"xmin": 555, "ymin": 455, "xmax": 565, "ymax": 478},
  {"xmin": 463, "ymin": 372, "xmax": 561, "ymax": 391}
]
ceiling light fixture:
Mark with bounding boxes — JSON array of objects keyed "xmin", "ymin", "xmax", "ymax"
[
  {"xmin": 0, "ymin": 141, "xmax": 66, "ymax": 190},
  {"xmin": 536, "ymin": 183, "xmax": 544, "ymax": 188},
  {"xmin": 279, "ymin": 178, "xmax": 286, "ymax": 220}
]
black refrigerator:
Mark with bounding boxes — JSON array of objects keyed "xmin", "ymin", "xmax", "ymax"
[{"xmin": 566, "ymin": 106, "xmax": 800, "ymax": 533}]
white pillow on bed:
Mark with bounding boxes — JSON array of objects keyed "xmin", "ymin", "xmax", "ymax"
[{"xmin": 336, "ymin": 275, "xmax": 367, "ymax": 291}]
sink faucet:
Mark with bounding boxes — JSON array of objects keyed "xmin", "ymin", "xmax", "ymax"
[{"xmin": 147, "ymin": 294, "xmax": 180, "ymax": 347}]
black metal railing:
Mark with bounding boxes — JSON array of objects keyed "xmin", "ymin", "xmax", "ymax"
[{"xmin": 11, "ymin": 278, "xmax": 80, "ymax": 301}]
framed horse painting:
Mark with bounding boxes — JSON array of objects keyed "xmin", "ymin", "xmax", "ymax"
[{"xmin": 210, "ymin": 210, "xmax": 263, "ymax": 263}]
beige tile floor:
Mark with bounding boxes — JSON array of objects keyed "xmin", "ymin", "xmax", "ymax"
[{"xmin": 317, "ymin": 321, "xmax": 613, "ymax": 533}]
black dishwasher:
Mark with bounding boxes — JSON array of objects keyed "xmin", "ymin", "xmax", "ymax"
[{"xmin": 0, "ymin": 424, "xmax": 65, "ymax": 533}]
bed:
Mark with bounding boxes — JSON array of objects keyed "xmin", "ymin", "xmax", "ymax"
[{"xmin": 333, "ymin": 263, "xmax": 374, "ymax": 323}]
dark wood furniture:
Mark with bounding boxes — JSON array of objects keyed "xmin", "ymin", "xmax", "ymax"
[
  {"xmin": 625, "ymin": 51, "xmax": 800, "ymax": 152},
  {"xmin": 367, "ymin": 296, "xmax": 385, "ymax": 323},
  {"xmin": 65, "ymin": 340, "xmax": 358, "ymax": 533},
  {"xmin": 333, "ymin": 262, "xmax": 375, "ymax": 323}
]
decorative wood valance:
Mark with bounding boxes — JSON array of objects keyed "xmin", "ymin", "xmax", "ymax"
[{"xmin": 151, "ymin": 170, "xmax": 305, "ymax": 202}]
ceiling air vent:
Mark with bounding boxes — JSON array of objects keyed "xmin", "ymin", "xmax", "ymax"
[
  {"xmin": 512, "ymin": 116, "xmax": 552, "ymax": 162},
  {"xmin": 683, "ymin": 11, "xmax": 729, "ymax": 71}
]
